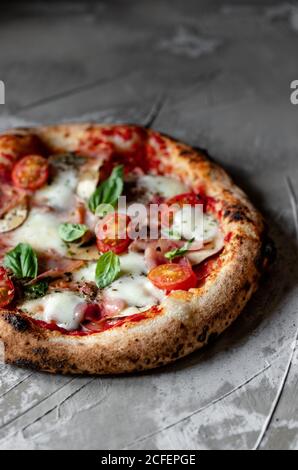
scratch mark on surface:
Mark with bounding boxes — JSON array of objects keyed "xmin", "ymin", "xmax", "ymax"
[
  {"xmin": 253, "ymin": 175, "xmax": 298, "ymax": 448},
  {"xmin": 158, "ymin": 26, "xmax": 220, "ymax": 59},
  {"xmin": 123, "ymin": 363, "xmax": 271, "ymax": 449},
  {"xmin": 0, "ymin": 373, "xmax": 33, "ymax": 400},
  {"xmin": 56, "ymin": 377, "xmax": 95, "ymax": 419},
  {"xmin": 21, "ymin": 378, "xmax": 95, "ymax": 432},
  {"xmin": 253, "ymin": 328, "xmax": 298, "ymax": 450},
  {"xmin": 0, "ymin": 377, "xmax": 74, "ymax": 431},
  {"xmin": 144, "ymin": 93, "xmax": 166, "ymax": 128},
  {"xmin": 16, "ymin": 72, "xmax": 129, "ymax": 112},
  {"xmin": 285, "ymin": 176, "xmax": 298, "ymax": 242}
]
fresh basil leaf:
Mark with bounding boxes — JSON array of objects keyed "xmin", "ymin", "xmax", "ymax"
[
  {"xmin": 95, "ymin": 203, "xmax": 115, "ymax": 218},
  {"xmin": 165, "ymin": 238, "xmax": 195, "ymax": 260},
  {"xmin": 24, "ymin": 280, "xmax": 48, "ymax": 300},
  {"xmin": 58, "ymin": 223, "xmax": 88, "ymax": 243},
  {"xmin": 95, "ymin": 251, "xmax": 120, "ymax": 288},
  {"xmin": 4, "ymin": 243, "xmax": 38, "ymax": 279},
  {"xmin": 88, "ymin": 165, "xmax": 124, "ymax": 213}
]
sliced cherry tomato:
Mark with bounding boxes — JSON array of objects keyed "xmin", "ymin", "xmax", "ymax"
[
  {"xmin": 12, "ymin": 154, "xmax": 49, "ymax": 190},
  {"xmin": 161, "ymin": 192, "xmax": 204, "ymax": 227},
  {"xmin": 148, "ymin": 263, "xmax": 197, "ymax": 291},
  {"xmin": 0, "ymin": 267, "xmax": 15, "ymax": 307},
  {"xmin": 95, "ymin": 212, "xmax": 131, "ymax": 254},
  {"xmin": 166, "ymin": 192, "xmax": 202, "ymax": 207}
]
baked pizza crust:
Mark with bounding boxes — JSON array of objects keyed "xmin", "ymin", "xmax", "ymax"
[{"xmin": 0, "ymin": 124, "xmax": 273, "ymax": 374}]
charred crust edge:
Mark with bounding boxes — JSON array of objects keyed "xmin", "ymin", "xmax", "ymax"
[
  {"xmin": 256, "ymin": 234, "xmax": 276, "ymax": 271},
  {"xmin": 4, "ymin": 313, "xmax": 29, "ymax": 332}
]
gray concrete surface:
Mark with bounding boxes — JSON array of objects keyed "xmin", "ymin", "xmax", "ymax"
[{"xmin": 0, "ymin": 0, "xmax": 298, "ymax": 450}]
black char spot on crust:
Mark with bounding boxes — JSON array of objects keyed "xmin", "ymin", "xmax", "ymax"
[
  {"xmin": 197, "ymin": 325, "xmax": 209, "ymax": 343},
  {"xmin": 255, "ymin": 234, "xmax": 276, "ymax": 272},
  {"xmin": 223, "ymin": 204, "xmax": 252, "ymax": 223},
  {"xmin": 4, "ymin": 313, "xmax": 29, "ymax": 332}
]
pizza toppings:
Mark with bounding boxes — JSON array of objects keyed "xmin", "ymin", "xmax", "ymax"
[
  {"xmin": 58, "ymin": 223, "xmax": 89, "ymax": 243},
  {"xmin": 33, "ymin": 158, "xmax": 78, "ymax": 211},
  {"xmin": 0, "ymin": 267, "xmax": 15, "ymax": 307},
  {"xmin": 148, "ymin": 263, "xmax": 197, "ymax": 291},
  {"xmin": 0, "ymin": 126, "xmax": 227, "ymax": 335},
  {"xmin": 95, "ymin": 212, "xmax": 131, "ymax": 254},
  {"xmin": 166, "ymin": 191, "xmax": 202, "ymax": 208},
  {"xmin": 88, "ymin": 164, "xmax": 123, "ymax": 214},
  {"xmin": 164, "ymin": 238, "xmax": 195, "ymax": 261},
  {"xmin": 10, "ymin": 208, "xmax": 67, "ymax": 255},
  {"xmin": 144, "ymin": 239, "xmax": 182, "ymax": 270},
  {"xmin": 0, "ymin": 200, "xmax": 28, "ymax": 234},
  {"xmin": 136, "ymin": 175, "xmax": 188, "ymax": 201},
  {"xmin": 12, "ymin": 155, "xmax": 49, "ymax": 190},
  {"xmin": 103, "ymin": 273, "xmax": 165, "ymax": 313},
  {"xmin": 21, "ymin": 291, "xmax": 85, "ymax": 331},
  {"xmin": 4, "ymin": 243, "xmax": 38, "ymax": 279},
  {"xmin": 95, "ymin": 251, "xmax": 120, "ymax": 288},
  {"xmin": 0, "ymin": 185, "xmax": 28, "ymax": 233}
]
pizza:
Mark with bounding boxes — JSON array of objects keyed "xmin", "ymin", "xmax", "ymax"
[{"xmin": 0, "ymin": 124, "xmax": 273, "ymax": 374}]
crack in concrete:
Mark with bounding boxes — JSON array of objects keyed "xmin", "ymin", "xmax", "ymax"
[
  {"xmin": 253, "ymin": 329, "xmax": 298, "ymax": 450},
  {"xmin": 123, "ymin": 363, "xmax": 272, "ymax": 449},
  {"xmin": 0, "ymin": 372, "xmax": 33, "ymax": 400},
  {"xmin": 253, "ymin": 177, "xmax": 298, "ymax": 450},
  {"xmin": 16, "ymin": 72, "xmax": 129, "ymax": 112},
  {"xmin": 144, "ymin": 93, "xmax": 167, "ymax": 128}
]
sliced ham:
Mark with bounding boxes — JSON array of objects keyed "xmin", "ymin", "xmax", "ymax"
[
  {"xmin": 102, "ymin": 294, "xmax": 126, "ymax": 316},
  {"xmin": 144, "ymin": 239, "xmax": 183, "ymax": 270},
  {"xmin": 29, "ymin": 254, "xmax": 85, "ymax": 284},
  {"xmin": 186, "ymin": 234, "xmax": 224, "ymax": 266}
]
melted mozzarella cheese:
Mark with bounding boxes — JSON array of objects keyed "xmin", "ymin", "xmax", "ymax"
[
  {"xmin": 73, "ymin": 262, "xmax": 96, "ymax": 283},
  {"xmin": 119, "ymin": 252, "xmax": 147, "ymax": 275},
  {"xmin": 34, "ymin": 168, "xmax": 78, "ymax": 210},
  {"xmin": 72, "ymin": 252, "xmax": 164, "ymax": 316},
  {"xmin": 172, "ymin": 208, "xmax": 218, "ymax": 243},
  {"xmin": 203, "ymin": 214, "xmax": 219, "ymax": 242},
  {"xmin": 11, "ymin": 208, "xmax": 66, "ymax": 255},
  {"xmin": 104, "ymin": 274, "xmax": 165, "ymax": 308},
  {"xmin": 137, "ymin": 175, "xmax": 188, "ymax": 199},
  {"xmin": 76, "ymin": 178, "xmax": 97, "ymax": 200},
  {"xmin": 73, "ymin": 252, "xmax": 147, "ymax": 283},
  {"xmin": 21, "ymin": 292, "xmax": 84, "ymax": 331}
]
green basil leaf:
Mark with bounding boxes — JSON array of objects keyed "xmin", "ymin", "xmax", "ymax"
[
  {"xmin": 95, "ymin": 251, "xmax": 120, "ymax": 288},
  {"xmin": 24, "ymin": 280, "xmax": 48, "ymax": 300},
  {"xmin": 165, "ymin": 238, "xmax": 195, "ymax": 261},
  {"xmin": 4, "ymin": 243, "xmax": 38, "ymax": 279},
  {"xmin": 58, "ymin": 223, "xmax": 88, "ymax": 243},
  {"xmin": 88, "ymin": 165, "xmax": 124, "ymax": 213}
]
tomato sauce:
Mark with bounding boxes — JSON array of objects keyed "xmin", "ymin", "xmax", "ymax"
[{"xmin": 31, "ymin": 306, "xmax": 161, "ymax": 336}]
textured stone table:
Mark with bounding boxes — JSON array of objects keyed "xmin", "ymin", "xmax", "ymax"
[{"xmin": 0, "ymin": 0, "xmax": 298, "ymax": 450}]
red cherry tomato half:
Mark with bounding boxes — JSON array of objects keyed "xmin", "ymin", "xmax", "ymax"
[
  {"xmin": 161, "ymin": 192, "xmax": 204, "ymax": 227},
  {"xmin": 95, "ymin": 212, "xmax": 131, "ymax": 254},
  {"xmin": 0, "ymin": 267, "xmax": 15, "ymax": 307},
  {"xmin": 12, "ymin": 154, "xmax": 49, "ymax": 190},
  {"xmin": 166, "ymin": 192, "xmax": 202, "ymax": 207},
  {"xmin": 148, "ymin": 263, "xmax": 197, "ymax": 291}
]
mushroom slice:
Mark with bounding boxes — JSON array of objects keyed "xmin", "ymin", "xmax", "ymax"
[
  {"xmin": 65, "ymin": 243, "xmax": 100, "ymax": 261},
  {"xmin": 0, "ymin": 200, "xmax": 28, "ymax": 233}
]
